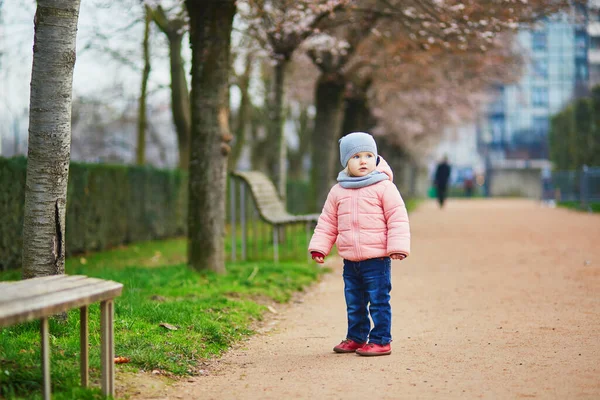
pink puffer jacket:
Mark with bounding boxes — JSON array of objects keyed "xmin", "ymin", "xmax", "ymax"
[{"xmin": 308, "ymin": 157, "xmax": 410, "ymax": 262}]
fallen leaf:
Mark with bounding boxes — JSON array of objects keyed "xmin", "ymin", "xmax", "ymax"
[
  {"xmin": 267, "ymin": 306, "xmax": 278, "ymax": 314},
  {"xmin": 114, "ymin": 356, "xmax": 130, "ymax": 364},
  {"xmin": 159, "ymin": 322, "xmax": 179, "ymax": 331}
]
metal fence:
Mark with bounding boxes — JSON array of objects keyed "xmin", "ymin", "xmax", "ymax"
[{"xmin": 543, "ymin": 166, "xmax": 600, "ymax": 209}]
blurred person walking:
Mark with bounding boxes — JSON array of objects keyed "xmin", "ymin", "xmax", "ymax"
[{"xmin": 434, "ymin": 156, "xmax": 451, "ymax": 208}]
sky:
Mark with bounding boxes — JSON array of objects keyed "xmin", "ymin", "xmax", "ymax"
[{"xmin": 0, "ymin": 0, "xmax": 178, "ymax": 150}]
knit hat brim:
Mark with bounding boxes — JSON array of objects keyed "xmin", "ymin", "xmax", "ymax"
[{"xmin": 339, "ymin": 132, "xmax": 378, "ymax": 167}]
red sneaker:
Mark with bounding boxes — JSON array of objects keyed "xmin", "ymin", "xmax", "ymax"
[
  {"xmin": 333, "ymin": 339, "xmax": 365, "ymax": 353},
  {"xmin": 356, "ymin": 343, "xmax": 392, "ymax": 356}
]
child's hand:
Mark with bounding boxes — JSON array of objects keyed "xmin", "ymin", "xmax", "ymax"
[
  {"xmin": 311, "ymin": 251, "xmax": 325, "ymax": 264},
  {"xmin": 390, "ymin": 253, "xmax": 406, "ymax": 260}
]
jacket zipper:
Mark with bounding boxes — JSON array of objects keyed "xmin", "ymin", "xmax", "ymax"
[{"xmin": 352, "ymin": 190, "xmax": 362, "ymax": 260}]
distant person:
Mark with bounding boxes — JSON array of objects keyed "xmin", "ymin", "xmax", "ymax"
[
  {"xmin": 308, "ymin": 132, "xmax": 411, "ymax": 357},
  {"xmin": 463, "ymin": 168, "xmax": 475, "ymax": 197},
  {"xmin": 434, "ymin": 156, "xmax": 451, "ymax": 207}
]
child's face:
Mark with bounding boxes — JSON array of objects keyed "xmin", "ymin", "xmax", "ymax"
[{"xmin": 347, "ymin": 152, "xmax": 377, "ymax": 177}]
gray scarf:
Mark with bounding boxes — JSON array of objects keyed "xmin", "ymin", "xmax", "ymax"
[{"xmin": 337, "ymin": 170, "xmax": 388, "ymax": 189}]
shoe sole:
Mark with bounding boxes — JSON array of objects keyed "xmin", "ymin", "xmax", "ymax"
[
  {"xmin": 333, "ymin": 348, "xmax": 358, "ymax": 353},
  {"xmin": 356, "ymin": 350, "xmax": 392, "ymax": 356}
]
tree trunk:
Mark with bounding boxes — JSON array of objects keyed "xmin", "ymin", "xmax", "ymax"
[
  {"xmin": 168, "ymin": 35, "xmax": 191, "ymax": 170},
  {"xmin": 341, "ymin": 93, "xmax": 375, "ymax": 135},
  {"xmin": 249, "ymin": 106, "xmax": 268, "ymax": 171},
  {"xmin": 185, "ymin": 0, "xmax": 235, "ymax": 274},
  {"xmin": 288, "ymin": 105, "xmax": 312, "ymax": 180},
  {"xmin": 136, "ymin": 5, "xmax": 151, "ymax": 165},
  {"xmin": 310, "ymin": 74, "xmax": 346, "ymax": 212},
  {"xmin": 151, "ymin": 6, "xmax": 191, "ymax": 171},
  {"xmin": 228, "ymin": 52, "xmax": 253, "ymax": 171},
  {"xmin": 22, "ymin": 0, "xmax": 81, "ymax": 279},
  {"xmin": 266, "ymin": 58, "xmax": 288, "ymax": 199}
]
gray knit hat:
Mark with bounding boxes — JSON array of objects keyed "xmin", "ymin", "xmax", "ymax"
[{"xmin": 339, "ymin": 132, "xmax": 378, "ymax": 167}]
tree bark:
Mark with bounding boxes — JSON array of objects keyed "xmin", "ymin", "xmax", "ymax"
[
  {"xmin": 249, "ymin": 106, "xmax": 268, "ymax": 171},
  {"xmin": 342, "ymin": 92, "xmax": 375, "ymax": 135},
  {"xmin": 185, "ymin": 0, "xmax": 235, "ymax": 274},
  {"xmin": 228, "ymin": 53, "xmax": 253, "ymax": 171},
  {"xmin": 288, "ymin": 105, "xmax": 312, "ymax": 180},
  {"xmin": 151, "ymin": 6, "xmax": 191, "ymax": 170},
  {"xmin": 310, "ymin": 73, "xmax": 346, "ymax": 212},
  {"xmin": 22, "ymin": 0, "xmax": 81, "ymax": 279},
  {"xmin": 136, "ymin": 5, "xmax": 151, "ymax": 165},
  {"xmin": 266, "ymin": 58, "xmax": 289, "ymax": 199},
  {"xmin": 170, "ymin": 35, "xmax": 192, "ymax": 170}
]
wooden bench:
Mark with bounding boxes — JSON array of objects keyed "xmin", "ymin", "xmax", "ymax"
[
  {"xmin": 230, "ymin": 171, "xmax": 320, "ymax": 262},
  {"xmin": 0, "ymin": 275, "xmax": 124, "ymax": 399}
]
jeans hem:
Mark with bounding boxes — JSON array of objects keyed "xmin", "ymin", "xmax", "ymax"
[
  {"xmin": 347, "ymin": 336, "xmax": 367, "ymax": 344},
  {"xmin": 368, "ymin": 340, "xmax": 391, "ymax": 345}
]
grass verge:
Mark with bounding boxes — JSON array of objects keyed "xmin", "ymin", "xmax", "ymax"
[
  {"xmin": 558, "ymin": 201, "xmax": 600, "ymax": 213},
  {"xmin": 0, "ymin": 238, "xmax": 327, "ymax": 399}
]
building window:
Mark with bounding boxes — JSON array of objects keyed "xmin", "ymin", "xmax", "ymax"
[
  {"xmin": 532, "ymin": 31, "xmax": 547, "ymax": 51},
  {"xmin": 575, "ymin": 31, "xmax": 588, "ymax": 58},
  {"xmin": 576, "ymin": 59, "xmax": 588, "ymax": 81},
  {"xmin": 532, "ymin": 87, "xmax": 548, "ymax": 107},
  {"xmin": 591, "ymin": 36, "xmax": 600, "ymax": 50},
  {"xmin": 490, "ymin": 115, "xmax": 504, "ymax": 144},
  {"xmin": 533, "ymin": 59, "xmax": 548, "ymax": 79},
  {"xmin": 532, "ymin": 117, "xmax": 549, "ymax": 138}
]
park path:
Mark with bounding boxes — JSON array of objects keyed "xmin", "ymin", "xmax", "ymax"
[{"xmin": 131, "ymin": 199, "xmax": 600, "ymax": 399}]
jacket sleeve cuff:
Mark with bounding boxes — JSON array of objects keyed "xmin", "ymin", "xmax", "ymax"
[{"xmin": 311, "ymin": 251, "xmax": 325, "ymax": 259}]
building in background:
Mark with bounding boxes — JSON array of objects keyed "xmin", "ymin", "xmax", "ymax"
[
  {"xmin": 477, "ymin": 5, "xmax": 590, "ymax": 162},
  {"xmin": 431, "ymin": 4, "xmax": 591, "ymax": 198},
  {"xmin": 589, "ymin": 0, "xmax": 600, "ymax": 87}
]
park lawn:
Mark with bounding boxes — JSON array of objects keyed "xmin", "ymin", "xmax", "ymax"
[
  {"xmin": 0, "ymin": 238, "xmax": 327, "ymax": 400},
  {"xmin": 558, "ymin": 201, "xmax": 600, "ymax": 213}
]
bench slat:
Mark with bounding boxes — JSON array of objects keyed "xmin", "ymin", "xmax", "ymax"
[
  {"xmin": 0, "ymin": 280, "xmax": 123, "ymax": 327},
  {"xmin": 0, "ymin": 275, "xmax": 91, "ymax": 301},
  {"xmin": 0, "ymin": 275, "xmax": 70, "ymax": 290}
]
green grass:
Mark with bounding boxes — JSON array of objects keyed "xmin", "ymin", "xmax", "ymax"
[
  {"xmin": 225, "ymin": 221, "xmax": 314, "ymax": 262},
  {"xmin": 558, "ymin": 201, "xmax": 600, "ymax": 213},
  {"xmin": 0, "ymin": 238, "xmax": 327, "ymax": 400}
]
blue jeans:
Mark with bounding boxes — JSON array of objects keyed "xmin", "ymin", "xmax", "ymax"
[{"xmin": 343, "ymin": 257, "xmax": 392, "ymax": 345}]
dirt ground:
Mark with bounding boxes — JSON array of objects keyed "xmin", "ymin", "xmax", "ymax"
[{"xmin": 127, "ymin": 199, "xmax": 600, "ymax": 399}]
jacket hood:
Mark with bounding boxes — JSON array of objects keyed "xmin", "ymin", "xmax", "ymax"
[{"xmin": 376, "ymin": 156, "xmax": 394, "ymax": 182}]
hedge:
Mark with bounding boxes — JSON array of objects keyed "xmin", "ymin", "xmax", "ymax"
[{"xmin": 0, "ymin": 157, "xmax": 187, "ymax": 271}]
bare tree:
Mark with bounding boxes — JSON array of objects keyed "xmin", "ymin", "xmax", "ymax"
[
  {"xmin": 185, "ymin": 0, "xmax": 236, "ymax": 274},
  {"xmin": 150, "ymin": 3, "xmax": 192, "ymax": 170},
  {"xmin": 303, "ymin": 10, "xmax": 377, "ymax": 211},
  {"xmin": 137, "ymin": 4, "xmax": 152, "ymax": 165},
  {"xmin": 240, "ymin": 0, "xmax": 350, "ymax": 198},
  {"xmin": 22, "ymin": 0, "xmax": 81, "ymax": 279},
  {"xmin": 228, "ymin": 51, "xmax": 254, "ymax": 170}
]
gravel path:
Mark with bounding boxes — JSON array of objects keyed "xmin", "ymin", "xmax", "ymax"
[{"xmin": 132, "ymin": 199, "xmax": 600, "ymax": 399}]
